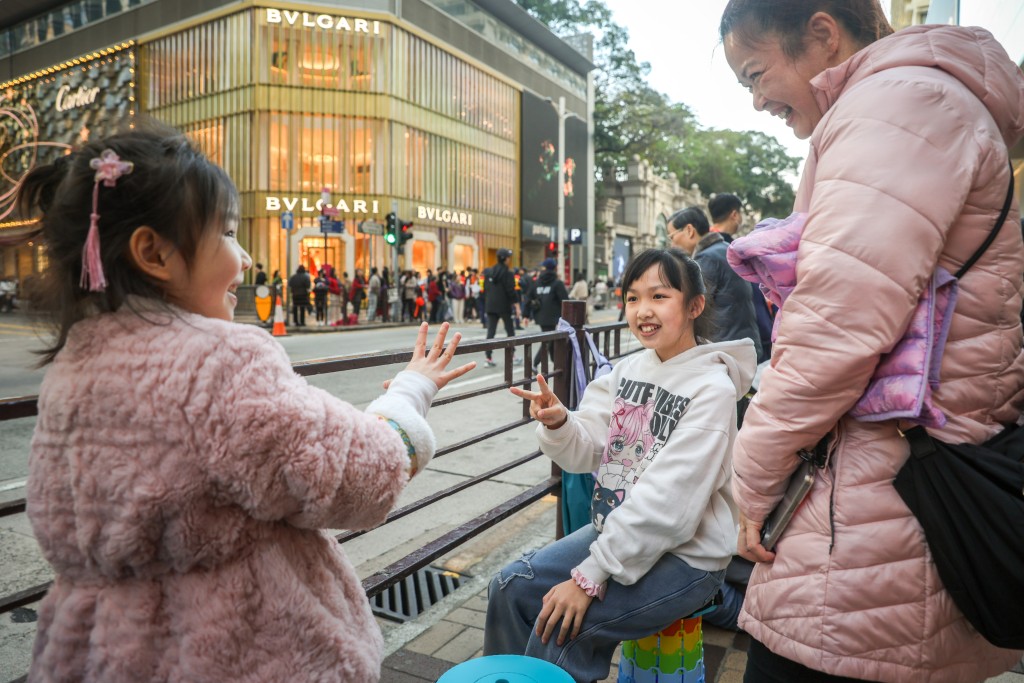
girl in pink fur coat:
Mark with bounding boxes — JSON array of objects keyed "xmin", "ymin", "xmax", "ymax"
[{"xmin": 19, "ymin": 123, "xmax": 475, "ymax": 683}]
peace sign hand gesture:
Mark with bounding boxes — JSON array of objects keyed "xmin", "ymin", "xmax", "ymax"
[{"xmin": 510, "ymin": 373, "xmax": 568, "ymax": 430}]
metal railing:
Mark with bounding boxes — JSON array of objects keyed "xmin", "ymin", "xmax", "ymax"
[{"xmin": 0, "ymin": 299, "xmax": 635, "ymax": 682}]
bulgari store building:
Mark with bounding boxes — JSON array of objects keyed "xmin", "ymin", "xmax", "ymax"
[{"xmin": 0, "ymin": 0, "xmax": 593, "ymax": 284}]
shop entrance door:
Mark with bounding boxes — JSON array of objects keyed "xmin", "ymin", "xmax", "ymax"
[{"xmin": 301, "ymin": 236, "xmax": 344, "ymax": 276}]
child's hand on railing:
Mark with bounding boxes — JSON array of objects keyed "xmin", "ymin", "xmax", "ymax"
[
  {"xmin": 400, "ymin": 322, "xmax": 476, "ymax": 390},
  {"xmin": 510, "ymin": 374, "xmax": 567, "ymax": 429}
]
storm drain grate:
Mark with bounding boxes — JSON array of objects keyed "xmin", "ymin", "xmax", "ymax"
[{"xmin": 371, "ymin": 566, "xmax": 464, "ymax": 622}]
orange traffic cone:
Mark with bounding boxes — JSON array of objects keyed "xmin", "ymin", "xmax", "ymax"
[{"xmin": 272, "ymin": 295, "xmax": 287, "ymax": 337}]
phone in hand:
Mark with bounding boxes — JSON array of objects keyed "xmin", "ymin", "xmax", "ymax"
[{"xmin": 760, "ymin": 458, "xmax": 817, "ymax": 551}]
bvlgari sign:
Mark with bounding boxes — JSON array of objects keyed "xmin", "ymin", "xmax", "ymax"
[
  {"xmin": 265, "ymin": 8, "xmax": 381, "ymax": 34},
  {"xmin": 55, "ymin": 85, "xmax": 100, "ymax": 112},
  {"xmin": 417, "ymin": 206, "xmax": 474, "ymax": 226},
  {"xmin": 265, "ymin": 196, "xmax": 380, "ymax": 214}
]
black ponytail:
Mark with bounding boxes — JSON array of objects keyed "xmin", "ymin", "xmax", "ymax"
[{"xmin": 16, "ymin": 118, "xmax": 239, "ymax": 365}]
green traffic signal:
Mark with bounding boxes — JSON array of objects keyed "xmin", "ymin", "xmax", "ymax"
[{"xmin": 385, "ymin": 212, "xmax": 398, "ymax": 245}]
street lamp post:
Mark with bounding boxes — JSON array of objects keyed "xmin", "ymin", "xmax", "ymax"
[{"xmin": 556, "ymin": 96, "xmax": 566, "ymax": 283}]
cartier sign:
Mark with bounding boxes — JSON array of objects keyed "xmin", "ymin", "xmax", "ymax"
[{"xmin": 55, "ymin": 84, "xmax": 100, "ymax": 112}]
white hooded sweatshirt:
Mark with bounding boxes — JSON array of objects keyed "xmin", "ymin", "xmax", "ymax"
[{"xmin": 537, "ymin": 339, "xmax": 756, "ymax": 587}]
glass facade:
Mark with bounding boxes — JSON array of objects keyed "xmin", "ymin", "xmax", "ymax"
[
  {"xmin": 0, "ymin": 0, "xmax": 156, "ymax": 58},
  {"xmin": 142, "ymin": 6, "xmax": 519, "ymax": 280}
]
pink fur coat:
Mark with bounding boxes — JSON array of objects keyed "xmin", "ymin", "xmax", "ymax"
[{"xmin": 26, "ymin": 303, "xmax": 435, "ymax": 682}]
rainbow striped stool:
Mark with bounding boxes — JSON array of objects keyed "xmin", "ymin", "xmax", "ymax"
[
  {"xmin": 617, "ymin": 616, "xmax": 704, "ymax": 683},
  {"xmin": 617, "ymin": 604, "xmax": 715, "ymax": 683}
]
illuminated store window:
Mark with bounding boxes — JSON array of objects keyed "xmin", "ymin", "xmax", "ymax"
[
  {"xmin": 452, "ymin": 243, "xmax": 474, "ymax": 273},
  {"xmin": 185, "ymin": 121, "xmax": 225, "ymax": 167},
  {"xmin": 263, "ymin": 113, "xmax": 384, "ymax": 194},
  {"xmin": 412, "ymin": 241, "xmax": 436, "ymax": 275},
  {"xmin": 259, "ymin": 24, "xmax": 387, "ymax": 93}
]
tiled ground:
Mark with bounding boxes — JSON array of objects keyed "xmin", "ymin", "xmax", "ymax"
[
  {"xmin": 380, "ymin": 584, "xmax": 1024, "ymax": 683},
  {"xmin": 380, "ymin": 585, "xmax": 752, "ymax": 683}
]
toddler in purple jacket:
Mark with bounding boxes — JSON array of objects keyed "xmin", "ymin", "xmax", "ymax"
[{"xmin": 20, "ymin": 122, "xmax": 474, "ymax": 683}]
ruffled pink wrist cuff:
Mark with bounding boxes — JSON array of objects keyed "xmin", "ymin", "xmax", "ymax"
[{"xmin": 571, "ymin": 567, "xmax": 606, "ymax": 601}]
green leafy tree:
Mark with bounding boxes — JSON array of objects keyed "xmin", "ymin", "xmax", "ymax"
[{"xmin": 512, "ymin": 0, "xmax": 800, "ymax": 215}]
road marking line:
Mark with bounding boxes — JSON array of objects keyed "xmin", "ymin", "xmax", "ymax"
[
  {"xmin": 0, "ymin": 478, "xmax": 27, "ymax": 492},
  {"xmin": 438, "ymin": 372, "xmax": 503, "ymax": 392}
]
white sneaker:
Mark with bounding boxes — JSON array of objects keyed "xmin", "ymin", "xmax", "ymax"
[{"xmin": 485, "ymin": 359, "xmax": 496, "ymax": 368}]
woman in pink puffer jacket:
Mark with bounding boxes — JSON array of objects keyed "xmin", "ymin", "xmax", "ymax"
[{"xmin": 719, "ymin": 1, "xmax": 1024, "ymax": 681}]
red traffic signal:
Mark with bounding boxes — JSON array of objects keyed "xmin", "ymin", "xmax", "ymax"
[{"xmin": 398, "ymin": 220, "xmax": 414, "ymax": 246}]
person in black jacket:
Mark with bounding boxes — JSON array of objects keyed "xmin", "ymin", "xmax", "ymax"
[
  {"xmin": 668, "ymin": 206, "xmax": 764, "ymax": 363},
  {"xmin": 484, "ymin": 248, "xmax": 521, "ymax": 368},
  {"xmin": 528, "ymin": 258, "xmax": 569, "ymax": 367},
  {"xmin": 287, "ymin": 265, "xmax": 311, "ymax": 327}
]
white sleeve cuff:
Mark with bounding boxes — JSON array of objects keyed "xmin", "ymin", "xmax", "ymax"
[{"xmin": 366, "ymin": 371, "xmax": 438, "ymax": 476}]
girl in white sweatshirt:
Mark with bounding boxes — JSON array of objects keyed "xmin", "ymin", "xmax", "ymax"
[{"xmin": 484, "ymin": 248, "xmax": 756, "ymax": 682}]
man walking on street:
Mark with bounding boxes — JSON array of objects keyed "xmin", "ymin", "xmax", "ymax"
[
  {"xmin": 287, "ymin": 265, "xmax": 311, "ymax": 327},
  {"xmin": 483, "ymin": 248, "xmax": 521, "ymax": 368},
  {"xmin": 367, "ymin": 267, "xmax": 381, "ymax": 323},
  {"xmin": 528, "ymin": 258, "xmax": 568, "ymax": 367}
]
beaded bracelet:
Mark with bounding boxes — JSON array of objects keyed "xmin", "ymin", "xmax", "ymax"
[
  {"xmin": 377, "ymin": 416, "xmax": 418, "ymax": 476},
  {"xmin": 570, "ymin": 567, "xmax": 606, "ymax": 601}
]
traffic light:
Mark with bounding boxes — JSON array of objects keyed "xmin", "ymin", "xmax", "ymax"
[
  {"xmin": 384, "ymin": 212, "xmax": 398, "ymax": 245},
  {"xmin": 398, "ymin": 220, "xmax": 414, "ymax": 246},
  {"xmin": 546, "ymin": 241, "xmax": 558, "ymax": 258}
]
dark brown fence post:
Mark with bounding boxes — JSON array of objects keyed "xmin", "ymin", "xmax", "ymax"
[{"xmin": 550, "ymin": 299, "xmax": 587, "ymax": 539}]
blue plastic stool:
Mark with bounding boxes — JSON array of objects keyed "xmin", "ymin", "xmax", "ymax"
[{"xmin": 436, "ymin": 655, "xmax": 575, "ymax": 683}]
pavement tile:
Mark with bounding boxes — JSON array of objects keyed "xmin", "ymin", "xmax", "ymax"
[
  {"xmin": 721, "ymin": 650, "xmax": 748, "ymax": 672},
  {"xmin": 404, "ymin": 620, "xmax": 466, "ymax": 656},
  {"xmin": 444, "ymin": 607, "xmax": 486, "ymax": 629},
  {"xmin": 432, "ymin": 626, "xmax": 485, "ymax": 664},
  {"xmin": 379, "ymin": 668, "xmax": 432, "ymax": 683},
  {"xmin": 702, "ymin": 624, "xmax": 737, "ymax": 648},
  {"xmin": 460, "ymin": 594, "xmax": 489, "ymax": 613},
  {"xmin": 703, "ymin": 643, "xmax": 726, "ymax": 680},
  {"xmin": 716, "ymin": 669, "xmax": 746, "ymax": 683},
  {"xmin": 382, "ymin": 649, "xmax": 454, "ymax": 681}
]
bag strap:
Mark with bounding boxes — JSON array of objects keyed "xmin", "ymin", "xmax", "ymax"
[
  {"xmin": 901, "ymin": 425, "xmax": 938, "ymax": 459},
  {"xmin": 955, "ymin": 163, "xmax": 1016, "ymax": 279}
]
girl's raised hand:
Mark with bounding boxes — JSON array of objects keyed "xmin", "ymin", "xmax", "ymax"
[
  {"xmin": 400, "ymin": 322, "xmax": 476, "ymax": 390},
  {"xmin": 510, "ymin": 373, "xmax": 567, "ymax": 429}
]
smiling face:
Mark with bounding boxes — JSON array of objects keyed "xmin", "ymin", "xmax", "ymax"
[
  {"xmin": 166, "ymin": 215, "xmax": 252, "ymax": 321},
  {"xmin": 625, "ymin": 264, "xmax": 704, "ymax": 362},
  {"xmin": 724, "ymin": 30, "xmax": 833, "ymax": 140}
]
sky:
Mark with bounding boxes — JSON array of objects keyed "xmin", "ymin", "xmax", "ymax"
[{"xmin": 595, "ymin": 1, "xmax": 1024, "ymax": 179}]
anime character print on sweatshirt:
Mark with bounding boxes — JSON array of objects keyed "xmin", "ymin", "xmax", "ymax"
[
  {"xmin": 20, "ymin": 122, "xmax": 474, "ymax": 683},
  {"xmin": 484, "ymin": 248, "xmax": 756, "ymax": 683}
]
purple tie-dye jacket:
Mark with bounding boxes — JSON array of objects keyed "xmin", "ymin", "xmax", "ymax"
[{"xmin": 727, "ymin": 212, "xmax": 957, "ymax": 427}]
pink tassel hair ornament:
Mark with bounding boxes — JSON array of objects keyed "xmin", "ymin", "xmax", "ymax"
[{"xmin": 81, "ymin": 149, "xmax": 134, "ymax": 292}]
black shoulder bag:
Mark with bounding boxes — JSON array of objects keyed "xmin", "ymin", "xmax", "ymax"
[{"xmin": 893, "ymin": 165, "xmax": 1024, "ymax": 649}]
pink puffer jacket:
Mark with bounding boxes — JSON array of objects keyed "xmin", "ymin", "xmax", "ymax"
[
  {"xmin": 734, "ymin": 25, "xmax": 1024, "ymax": 683},
  {"xmin": 27, "ymin": 306, "xmax": 433, "ymax": 683},
  {"xmin": 728, "ymin": 213, "xmax": 960, "ymax": 427}
]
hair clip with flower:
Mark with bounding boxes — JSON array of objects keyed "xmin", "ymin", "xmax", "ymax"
[{"xmin": 80, "ymin": 149, "xmax": 134, "ymax": 292}]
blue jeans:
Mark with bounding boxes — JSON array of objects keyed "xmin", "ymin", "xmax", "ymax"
[{"xmin": 484, "ymin": 525, "xmax": 724, "ymax": 683}]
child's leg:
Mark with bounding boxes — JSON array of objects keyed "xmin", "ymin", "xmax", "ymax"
[
  {"xmin": 484, "ymin": 525, "xmax": 599, "ymax": 658},
  {"xmin": 489, "ymin": 525, "xmax": 724, "ymax": 683}
]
